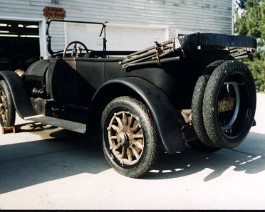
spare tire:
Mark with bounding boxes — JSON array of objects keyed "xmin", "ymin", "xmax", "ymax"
[
  {"xmin": 191, "ymin": 60, "xmax": 225, "ymax": 148},
  {"xmin": 202, "ymin": 60, "xmax": 256, "ymax": 148}
]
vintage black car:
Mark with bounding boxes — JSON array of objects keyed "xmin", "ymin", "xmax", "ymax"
[{"xmin": 0, "ymin": 19, "xmax": 257, "ymax": 178}]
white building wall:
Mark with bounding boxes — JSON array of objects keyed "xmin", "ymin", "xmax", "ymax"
[
  {"xmin": 0, "ymin": 0, "xmax": 233, "ymax": 34},
  {"xmin": 0, "ymin": 0, "xmax": 233, "ymax": 56}
]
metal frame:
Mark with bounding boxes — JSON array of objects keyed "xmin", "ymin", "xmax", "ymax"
[{"xmin": 46, "ymin": 19, "xmax": 107, "ymax": 56}]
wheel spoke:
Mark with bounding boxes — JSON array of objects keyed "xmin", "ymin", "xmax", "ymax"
[
  {"xmin": 127, "ymin": 148, "xmax": 133, "ymax": 161},
  {"xmin": 1, "ymin": 114, "xmax": 6, "ymax": 122},
  {"xmin": 1, "ymin": 95, "xmax": 5, "ymax": 103},
  {"xmin": 133, "ymin": 134, "xmax": 144, "ymax": 139},
  {"xmin": 121, "ymin": 146, "xmax": 126, "ymax": 159},
  {"xmin": 122, "ymin": 112, "xmax": 128, "ymax": 126},
  {"xmin": 131, "ymin": 147, "xmax": 140, "ymax": 159},
  {"xmin": 0, "ymin": 89, "xmax": 7, "ymax": 122},
  {"xmin": 114, "ymin": 142, "xmax": 122, "ymax": 151},
  {"xmin": 128, "ymin": 114, "xmax": 133, "ymax": 128},
  {"xmin": 111, "ymin": 124, "xmax": 119, "ymax": 132},
  {"xmin": 115, "ymin": 116, "xmax": 123, "ymax": 128},
  {"xmin": 133, "ymin": 140, "xmax": 144, "ymax": 150},
  {"xmin": 132, "ymin": 124, "xmax": 141, "ymax": 133}
]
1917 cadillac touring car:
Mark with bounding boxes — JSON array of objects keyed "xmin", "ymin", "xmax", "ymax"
[{"xmin": 0, "ymin": 19, "xmax": 257, "ymax": 178}]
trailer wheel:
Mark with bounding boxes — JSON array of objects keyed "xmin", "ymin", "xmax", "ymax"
[
  {"xmin": 0, "ymin": 80, "xmax": 15, "ymax": 127},
  {"xmin": 203, "ymin": 60, "xmax": 256, "ymax": 148},
  {"xmin": 191, "ymin": 60, "xmax": 224, "ymax": 148},
  {"xmin": 101, "ymin": 96, "xmax": 158, "ymax": 178}
]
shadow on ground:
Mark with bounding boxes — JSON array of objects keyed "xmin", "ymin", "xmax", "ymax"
[
  {"xmin": 0, "ymin": 125, "xmax": 107, "ymax": 194},
  {"xmin": 147, "ymin": 132, "xmax": 265, "ymax": 181},
  {"xmin": 0, "ymin": 122, "xmax": 265, "ymax": 194}
]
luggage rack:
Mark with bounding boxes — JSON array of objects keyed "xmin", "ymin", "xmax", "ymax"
[
  {"xmin": 120, "ymin": 38, "xmax": 181, "ymax": 69},
  {"xmin": 120, "ymin": 32, "xmax": 257, "ymax": 69}
]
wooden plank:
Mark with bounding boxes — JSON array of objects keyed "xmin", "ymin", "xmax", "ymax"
[{"xmin": 2, "ymin": 126, "xmax": 16, "ymax": 134}]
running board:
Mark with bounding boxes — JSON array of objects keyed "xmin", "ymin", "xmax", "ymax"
[{"xmin": 24, "ymin": 115, "xmax": 86, "ymax": 134}]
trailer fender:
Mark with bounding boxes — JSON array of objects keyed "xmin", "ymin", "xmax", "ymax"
[
  {"xmin": 91, "ymin": 77, "xmax": 185, "ymax": 154},
  {"xmin": 0, "ymin": 71, "xmax": 36, "ymax": 118}
]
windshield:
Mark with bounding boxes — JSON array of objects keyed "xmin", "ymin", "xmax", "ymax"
[{"xmin": 46, "ymin": 19, "xmax": 106, "ymax": 55}]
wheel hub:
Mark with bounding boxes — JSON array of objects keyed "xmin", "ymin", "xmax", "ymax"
[{"xmin": 117, "ymin": 131, "xmax": 130, "ymax": 148}]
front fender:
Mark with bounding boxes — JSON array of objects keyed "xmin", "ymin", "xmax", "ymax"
[
  {"xmin": 92, "ymin": 77, "xmax": 185, "ymax": 154},
  {"xmin": 0, "ymin": 71, "xmax": 36, "ymax": 118}
]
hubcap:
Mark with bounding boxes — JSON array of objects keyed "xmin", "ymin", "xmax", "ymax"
[{"xmin": 107, "ymin": 111, "xmax": 144, "ymax": 166}]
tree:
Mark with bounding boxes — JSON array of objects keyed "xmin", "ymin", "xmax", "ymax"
[
  {"xmin": 234, "ymin": 0, "xmax": 265, "ymax": 92},
  {"xmin": 234, "ymin": 0, "xmax": 262, "ymax": 38}
]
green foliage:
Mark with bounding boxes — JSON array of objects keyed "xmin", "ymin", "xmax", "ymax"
[
  {"xmin": 234, "ymin": 0, "xmax": 263, "ymax": 37},
  {"xmin": 245, "ymin": 58, "xmax": 265, "ymax": 92},
  {"xmin": 234, "ymin": 0, "xmax": 265, "ymax": 92}
]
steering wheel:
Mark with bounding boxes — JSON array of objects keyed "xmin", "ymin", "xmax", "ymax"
[{"xmin": 63, "ymin": 41, "xmax": 89, "ymax": 58}]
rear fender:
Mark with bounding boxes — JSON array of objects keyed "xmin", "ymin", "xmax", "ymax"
[
  {"xmin": 0, "ymin": 71, "xmax": 36, "ymax": 118},
  {"xmin": 91, "ymin": 77, "xmax": 185, "ymax": 154}
]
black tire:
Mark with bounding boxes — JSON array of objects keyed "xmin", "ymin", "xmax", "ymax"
[
  {"xmin": 191, "ymin": 60, "xmax": 225, "ymax": 150},
  {"xmin": 203, "ymin": 60, "xmax": 256, "ymax": 148},
  {"xmin": 101, "ymin": 96, "xmax": 158, "ymax": 178},
  {"xmin": 0, "ymin": 80, "xmax": 15, "ymax": 127}
]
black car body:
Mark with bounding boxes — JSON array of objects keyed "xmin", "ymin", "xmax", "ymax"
[{"xmin": 0, "ymin": 19, "xmax": 257, "ymax": 177}]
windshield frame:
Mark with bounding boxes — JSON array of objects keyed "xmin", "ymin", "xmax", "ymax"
[{"xmin": 46, "ymin": 19, "xmax": 107, "ymax": 56}]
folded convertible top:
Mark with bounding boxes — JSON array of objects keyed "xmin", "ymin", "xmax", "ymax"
[{"xmin": 178, "ymin": 33, "xmax": 257, "ymax": 49}]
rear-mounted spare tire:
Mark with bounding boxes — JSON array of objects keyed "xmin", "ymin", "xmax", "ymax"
[
  {"xmin": 191, "ymin": 60, "xmax": 225, "ymax": 149},
  {"xmin": 202, "ymin": 60, "xmax": 256, "ymax": 148}
]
